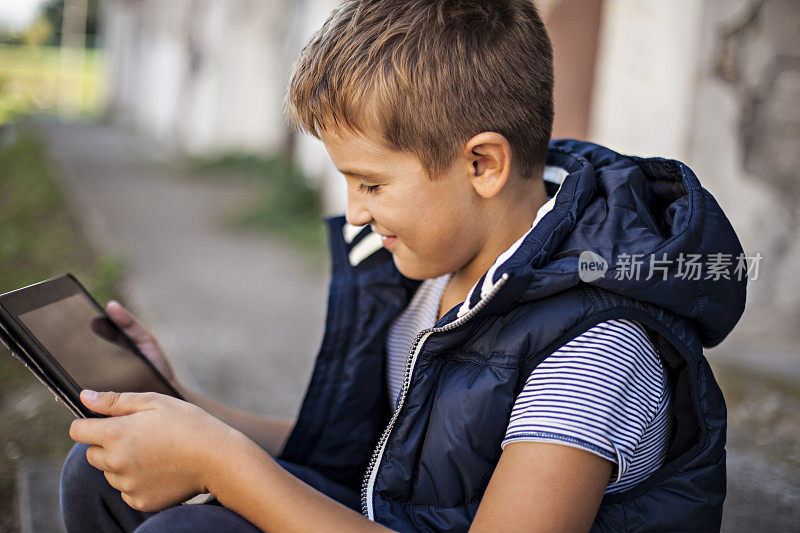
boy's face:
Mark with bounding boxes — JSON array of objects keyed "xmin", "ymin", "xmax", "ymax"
[{"xmin": 320, "ymin": 128, "xmax": 487, "ymax": 280}]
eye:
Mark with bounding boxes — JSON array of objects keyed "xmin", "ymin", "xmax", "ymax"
[{"xmin": 358, "ymin": 183, "xmax": 381, "ymax": 195}]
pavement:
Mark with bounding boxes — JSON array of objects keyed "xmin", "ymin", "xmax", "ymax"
[
  {"xmin": 36, "ymin": 120, "xmax": 328, "ymax": 420},
  {"xmin": 18, "ymin": 119, "xmax": 800, "ymax": 532}
]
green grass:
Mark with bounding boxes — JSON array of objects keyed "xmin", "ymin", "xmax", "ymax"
[
  {"xmin": 0, "ymin": 128, "xmax": 126, "ymax": 529},
  {"xmin": 190, "ymin": 153, "xmax": 327, "ymax": 255},
  {"xmin": 0, "ymin": 43, "xmax": 105, "ymax": 125}
]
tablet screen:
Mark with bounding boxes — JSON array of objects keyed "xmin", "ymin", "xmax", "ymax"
[{"xmin": 13, "ymin": 284, "xmax": 176, "ymax": 396}]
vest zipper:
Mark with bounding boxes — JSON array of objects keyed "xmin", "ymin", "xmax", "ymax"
[{"xmin": 360, "ymin": 273, "xmax": 510, "ymax": 519}]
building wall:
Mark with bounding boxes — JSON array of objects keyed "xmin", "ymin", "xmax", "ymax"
[
  {"xmin": 688, "ymin": 0, "xmax": 800, "ymax": 338},
  {"xmin": 589, "ymin": 0, "xmax": 705, "ymax": 160},
  {"xmin": 103, "ymin": 0, "xmax": 297, "ymax": 154},
  {"xmin": 102, "ymin": 0, "xmax": 347, "ymax": 212},
  {"xmin": 289, "ymin": 0, "xmax": 348, "ymax": 215},
  {"xmin": 590, "ymin": 0, "xmax": 800, "ymax": 339},
  {"xmin": 101, "ymin": 0, "xmax": 800, "ymax": 335},
  {"xmin": 547, "ymin": 0, "xmax": 603, "ymax": 140}
]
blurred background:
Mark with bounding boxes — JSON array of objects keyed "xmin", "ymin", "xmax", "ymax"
[{"xmin": 0, "ymin": 0, "xmax": 798, "ymax": 531}]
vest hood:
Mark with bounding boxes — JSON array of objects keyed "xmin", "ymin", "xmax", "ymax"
[{"xmin": 454, "ymin": 139, "xmax": 747, "ymax": 348}]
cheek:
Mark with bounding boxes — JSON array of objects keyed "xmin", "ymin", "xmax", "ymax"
[{"xmin": 408, "ymin": 199, "xmax": 478, "ymax": 255}]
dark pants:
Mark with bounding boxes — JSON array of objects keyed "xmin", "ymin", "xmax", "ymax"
[{"xmin": 60, "ymin": 442, "xmax": 361, "ymax": 532}]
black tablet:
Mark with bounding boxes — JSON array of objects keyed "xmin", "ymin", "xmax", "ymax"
[{"xmin": 0, "ymin": 273, "xmax": 183, "ymax": 418}]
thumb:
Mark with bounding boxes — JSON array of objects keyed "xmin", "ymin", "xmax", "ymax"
[
  {"xmin": 106, "ymin": 301, "xmax": 155, "ymax": 345},
  {"xmin": 80, "ymin": 390, "xmax": 154, "ymax": 416}
]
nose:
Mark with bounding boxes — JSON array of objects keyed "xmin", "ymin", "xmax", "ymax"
[{"xmin": 345, "ymin": 184, "xmax": 374, "ymax": 227}]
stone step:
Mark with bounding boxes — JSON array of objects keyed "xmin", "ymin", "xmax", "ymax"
[
  {"xmin": 724, "ymin": 446, "xmax": 800, "ymax": 532},
  {"xmin": 17, "ymin": 458, "xmax": 66, "ymax": 533}
]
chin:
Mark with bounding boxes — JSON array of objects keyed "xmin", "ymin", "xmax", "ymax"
[{"xmin": 392, "ymin": 255, "xmax": 448, "ymax": 281}]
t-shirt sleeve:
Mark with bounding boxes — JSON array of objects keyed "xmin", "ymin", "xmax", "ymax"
[{"xmin": 502, "ymin": 319, "xmax": 665, "ymax": 483}]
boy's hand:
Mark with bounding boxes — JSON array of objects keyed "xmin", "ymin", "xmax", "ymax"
[
  {"xmin": 69, "ymin": 390, "xmax": 241, "ymax": 512},
  {"xmin": 106, "ymin": 301, "xmax": 177, "ymax": 385}
]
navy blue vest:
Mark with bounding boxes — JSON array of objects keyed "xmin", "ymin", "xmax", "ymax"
[{"xmin": 281, "ymin": 140, "xmax": 745, "ymax": 532}]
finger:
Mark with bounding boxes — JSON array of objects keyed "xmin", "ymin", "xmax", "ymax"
[
  {"xmin": 81, "ymin": 390, "xmax": 157, "ymax": 416},
  {"xmin": 104, "ymin": 470, "xmax": 128, "ymax": 493},
  {"xmin": 85, "ymin": 444, "xmax": 114, "ymax": 472},
  {"xmin": 119, "ymin": 491, "xmax": 140, "ymax": 510},
  {"xmin": 69, "ymin": 418, "xmax": 116, "ymax": 445},
  {"xmin": 106, "ymin": 301, "xmax": 155, "ymax": 345}
]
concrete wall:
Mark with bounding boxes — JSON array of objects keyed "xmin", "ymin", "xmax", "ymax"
[
  {"xmin": 101, "ymin": 0, "xmax": 800, "ymax": 335},
  {"xmin": 547, "ymin": 0, "xmax": 603, "ymax": 140},
  {"xmin": 288, "ymin": 0, "xmax": 348, "ymax": 216},
  {"xmin": 589, "ymin": 0, "xmax": 705, "ymax": 160},
  {"xmin": 103, "ymin": 0, "xmax": 347, "ymax": 213},
  {"xmin": 103, "ymin": 0, "xmax": 298, "ymax": 155},
  {"xmin": 590, "ymin": 0, "xmax": 800, "ymax": 340},
  {"xmin": 689, "ymin": 0, "xmax": 800, "ymax": 338}
]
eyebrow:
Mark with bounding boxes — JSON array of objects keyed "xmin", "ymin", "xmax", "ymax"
[{"xmin": 337, "ymin": 168, "xmax": 386, "ymax": 180}]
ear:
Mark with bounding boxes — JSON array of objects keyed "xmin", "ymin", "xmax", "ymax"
[{"xmin": 464, "ymin": 132, "xmax": 512, "ymax": 199}]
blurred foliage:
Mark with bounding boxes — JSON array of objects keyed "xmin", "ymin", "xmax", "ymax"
[
  {"xmin": 22, "ymin": 17, "xmax": 54, "ymax": 47},
  {"xmin": 190, "ymin": 154, "xmax": 327, "ymax": 255},
  {"xmin": 43, "ymin": 0, "xmax": 102, "ymax": 48},
  {"xmin": 0, "ymin": 127, "xmax": 126, "ymax": 528},
  {"xmin": 0, "ymin": 43, "xmax": 104, "ymax": 126},
  {"xmin": 0, "ymin": 0, "xmax": 101, "ymax": 48}
]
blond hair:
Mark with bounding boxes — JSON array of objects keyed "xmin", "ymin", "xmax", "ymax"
[{"xmin": 287, "ymin": 0, "xmax": 553, "ymax": 179}]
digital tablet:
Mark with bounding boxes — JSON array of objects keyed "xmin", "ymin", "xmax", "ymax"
[{"xmin": 0, "ymin": 273, "xmax": 183, "ymax": 418}]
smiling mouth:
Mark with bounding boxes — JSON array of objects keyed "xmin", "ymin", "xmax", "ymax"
[
  {"xmin": 371, "ymin": 225, "xmax": 397, "ymax": 246},
  {"xmin": 380, "ymin": 235, "xmax": 398, "ymax": 248}
]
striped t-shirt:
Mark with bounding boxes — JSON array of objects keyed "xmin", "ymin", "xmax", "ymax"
[
  {"xmin": 386, "ymin": 273, "xmax": 453, "ymax": 404},
  {"xmin": 386, "ymin": 278, "xmax": 672, "ymax": 493}
]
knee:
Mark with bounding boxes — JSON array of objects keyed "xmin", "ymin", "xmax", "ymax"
[
  {"xmin": 134, "ymin": 505, "xmax": 260, "ymax": 533},
  {"xmin": 60, "ymin": 442, "xmax": 154, "ymax": 532},
  {"xmin": 60, "ymin": 442, "xmax": 104, "ymax": 496},
  {"xmin": 59, "ymin": 442, "xmax": 108, "ymax": 522}
]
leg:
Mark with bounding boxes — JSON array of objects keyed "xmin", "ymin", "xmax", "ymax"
[
  {"xmin": 60, "ymin": 443, "xmax": 360, "ymax": 532},
  {"xmin": 60, "ymin": 442, "xmax": 157, "ymax": 532},
  {"xmin": 133, "ymin": 503, "xmax": 261, "ymax": 533},
  {"xmin": 133, "ymin": 461, "xmax": 359, "ymax": 532}
]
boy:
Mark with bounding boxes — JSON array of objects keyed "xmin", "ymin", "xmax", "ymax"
[{"xmin": 61, "ymin": 1, "xmax": 745, "ymax": 531}]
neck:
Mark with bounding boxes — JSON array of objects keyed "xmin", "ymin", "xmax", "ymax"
[{"xmin": 447, "ymin": 177, "xmax": 548, "ymax": 306}]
